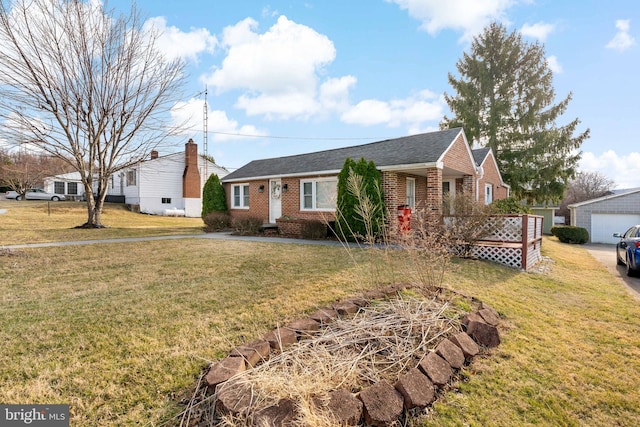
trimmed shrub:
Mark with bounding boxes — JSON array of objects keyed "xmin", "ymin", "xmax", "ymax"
[
  {"xmin": 203, "ymin": 211, "xmax": 230, "ymax": 232},
  {"xmin": 300, "ymin": 220, "xmax": 327, "ymax": 240},
  {"xmin": 490, "ymin": 197, "xmax": 532, "ymax": 214},
  {"xmin": 231, "ymin": 217, "xmax": 262, "ymax": 235},
  {"xmin": 550, "ymin": 225, "xmax": 589, "ymax": 244},
  {"xmin": 202, "ymin": 174, "xmax": 227, "ymax": 218}
]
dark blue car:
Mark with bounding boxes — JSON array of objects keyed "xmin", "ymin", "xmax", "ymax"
[{"xmin": 614, "ymin": 225, "xmax": 640, "ymax": 277}]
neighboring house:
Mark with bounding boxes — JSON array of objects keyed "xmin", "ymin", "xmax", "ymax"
[
  {"xmin": 221, "ymin": 128, "xmax": 509, "ymax": 227},
  {"xmin": 44, "ymin": 172, "xmax": 86, "ymax": 201},
  {"xmin": 569, "ymin": 187, "xmax": 640, "ymax": 243},
  {"xmin": 43, "ymin": 139, "xmax": 228, "ymax": 217},
  {"xmin": 530, "ymin": 206, "xmax": 558, "ymax": 235}
]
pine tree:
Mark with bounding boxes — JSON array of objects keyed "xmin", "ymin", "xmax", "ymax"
[
  {"xmin": 336, "ymin": 157, "xmax": 384, "ymax": 240},
  {"xmin": 201, "ymin": 174, "xmax": 227, "ymax": 217},
  {"xmin": 442, "ymin": 22, "xmax": 589, "ymax": 204}
]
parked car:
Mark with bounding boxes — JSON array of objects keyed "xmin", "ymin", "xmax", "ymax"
[
  {"xmin": 5, "ymin": 189, "xmax": 66, "ymax": 201},
  {"xmin": 614, "ymin": 225, "xmax": 640, "ymax": 277}
]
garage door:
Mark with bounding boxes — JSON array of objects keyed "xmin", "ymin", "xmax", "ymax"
[{"xmin": 591, "ymin": 214, "xmax": 640, "ymax": 244}]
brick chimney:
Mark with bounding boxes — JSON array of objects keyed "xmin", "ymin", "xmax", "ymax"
[
  {"xmin": 150, "ymin": 150, "xmax": 159, "ymax": 160},
  {"xmin": 183, "ymin": 139, "xmax": 201, "ymax": 198}
]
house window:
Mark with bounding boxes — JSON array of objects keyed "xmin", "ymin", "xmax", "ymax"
[
  {"xmin": 54, "ymin": 181, "xmax": 64, "ymax": 194},
  {"xmin": 301, "ymin": 178, "xmax": 337, "ymax": 211},
  {"xmin": 485, "ymin": 184, "xmax": 493, "ymax": 205},
  {"xmin": 232, "ymin": 184, "xmax": 250, "ymax": 208},
  {"xmin": 162, "ymin": 198, "xmax": 172, "ymax": 204},
  {"xmin": 406, "ymin": 178, "xmax": 416, "ymax": 208},
  {"xmin": 67, "ymin": 182, "xmax": 78, "ymax": 195},
  {"xmin": 126, "ymin": 169, "xmax": 136, "ymax": 186}
]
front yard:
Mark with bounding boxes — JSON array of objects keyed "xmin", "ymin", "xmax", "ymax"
[{"xmin": 1, "ymin": 203, "xmax": 640, "ymax": 425}]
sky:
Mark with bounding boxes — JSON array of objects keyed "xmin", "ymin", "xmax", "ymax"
[{"xmin": 108, "ymin": 0, "xmax": 638, "ymax": 188}]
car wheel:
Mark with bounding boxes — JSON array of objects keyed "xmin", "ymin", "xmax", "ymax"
[
  {"xmin": 626, "ymin": 254, "xmax": 636, "ymax": 277},
  {"xmin": 15, "ymin": 195, "xmax": 22, "ymax": 201},
  {"xmin": 51, "ymin": 196, "xmax": 60, "ymax": 201}
]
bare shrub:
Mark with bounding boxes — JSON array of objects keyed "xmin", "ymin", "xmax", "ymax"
[
  {"xmin": 300, "ymin": 220, "xmax": 327, "ymax": 240},
  {"xmin": 203, "ymin": 212, "xmax": 230, "ymax": 232},
  {"xmin": 231, "ymin": 217, "xmax": 262, "ymax": 235}
]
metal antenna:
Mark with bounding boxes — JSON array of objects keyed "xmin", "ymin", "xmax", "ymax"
[{"xmin": 203, "ymin": 85, "xmax": 208, "ymax": 177}]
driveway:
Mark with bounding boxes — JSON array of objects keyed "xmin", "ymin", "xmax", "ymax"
[{"xmin": 585, "ymin": 243, "xmax": 640, "ymax": 300}]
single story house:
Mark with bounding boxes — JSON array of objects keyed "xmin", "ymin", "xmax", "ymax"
[
  {"xmin": 569, "ymin": 187, "xmax": 640, "ymax": 243},
  {"xmin": 221, "ymin": 127, "xmax": 509, "ymax": 228},
  {"xmin": 45, "ymin": 139, "xmax": 228, "ymax": 217}
]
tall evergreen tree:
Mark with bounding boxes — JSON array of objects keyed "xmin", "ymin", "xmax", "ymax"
[
  {"xmin": 442, "ymin": 22, "xmax": 589, "ymax": 203},
  {"xmin": 201, "ymin": 174, "xmax": 227, "ymax": 217}
]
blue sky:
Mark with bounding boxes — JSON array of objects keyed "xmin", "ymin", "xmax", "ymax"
[{"xmin": 109, "ymin": 0, "xmax": 639, "ymax": 189}]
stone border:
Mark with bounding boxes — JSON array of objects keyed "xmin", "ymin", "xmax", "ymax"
[{"xmin": 201, "ymin": 285, "xmax": 501, "ymax": 426}]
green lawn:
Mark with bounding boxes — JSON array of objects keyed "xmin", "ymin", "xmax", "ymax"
[{"xmin": 1, "ymin": 203, "xmax": 639, "ymax": 426}]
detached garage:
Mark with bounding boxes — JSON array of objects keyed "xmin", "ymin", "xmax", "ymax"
[{"xmin": 569, "ymin": 188, "xmax": 640, "ymax": 244}]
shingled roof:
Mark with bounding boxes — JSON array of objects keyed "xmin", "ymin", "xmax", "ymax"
[
  {"xmin": 223, "ymin": 127, "xmax": 465, "ymax": 181},
  {"xmin": 472, "ymin": 147, "xmax": 491, "ymax": 166}
]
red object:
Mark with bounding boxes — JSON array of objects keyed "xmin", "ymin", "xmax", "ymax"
[{"xmin": 397, "ymin": 205, "xmax": 412, "ymax": 232}]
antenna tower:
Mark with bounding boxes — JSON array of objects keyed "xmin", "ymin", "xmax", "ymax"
[{"xmin": 203, "ymin": 86, "xmax": 209, "ymax": 177}]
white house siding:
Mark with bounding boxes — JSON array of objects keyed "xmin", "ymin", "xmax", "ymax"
[
  {"xmin": 570, "ymin": 190, "xmax": 640, "ymax": 243},
  {"xmin": 137, "ymin": 153, "xmax": 185, "ymax": 215}
]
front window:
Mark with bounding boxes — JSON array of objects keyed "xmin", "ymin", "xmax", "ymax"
[
  {"xmin": 406, "ymin": 178, "xmax": 415, "ymax": 208},
  {"xmin": 67, "ymin": 182, "xmax": 78, "ymax": 195},
  {"xmin": 54, "ymin": 181, "xmax": 64, "ymax": 194},
  {"xmin": 232, "ymin": 184, "xmax": 250, "ymax": 208},
  {"xmin": 301, "ymin": 178, "xmax": 337, "ymax": 211},
  {"xmin": 485, "ymin": 184, "xmax": 493, "ymax": 205},
  {"xmin": 126, "ymin": 169, "xmax": 136, "ymax": 186}
]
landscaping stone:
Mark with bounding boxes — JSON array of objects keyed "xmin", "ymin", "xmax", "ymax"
[
  {"xmin": 346, "ymin": 296, "xmax": 368, "ymax": 307},
  {"xmin": 394, "ymin": 368, "xmax": 435, "ymax": 409},
  {"xmin": 332, "ymin": 301, "xmax": 359, "ymax": 315},
  {"xmin": 315, "ymin": 389, "xmax": 363, "ymax": 426},
  {"xmin": 479, "ymin": 302, "xmax": 500, "ymax": 319},
  {"xmin": 230, "ymin": 338, "xmax": 271, "ymax": 368},
  {"xmin": 435, "ymin": 338, "xmax": 465, "ymax": 369},
  {"xmin": 286, "ymin": 317, "xmax": 320, "ymax": 338},
  {"xmin": 215, "ymin": 382, "xmax": 256, "ymax": 415},
  {"xmin": 467, "ymin": 319, "xmax": 501, "ymax": 348},
  {"xmin": 477, "ymin": 308, "xmax": 500, "ymax": 326},
  {"xmin": 362, "ymin": 289, "xmax": 387, "ymax": 300},
  {"xmin": 461, "ymin": 311, "xmax": 484, "ymax": 327},
  {"xmin": 358, "ymin": 380, "xmax": 404, "ymax": 426},
  {"xmin": 449, "ymin": 332, "xmax": 480, "ymax": 359},
  {"xmin": 418, "ymin": 352, "xmax": 453, "ymax": 387},
  {"xmin": 253, "ymin": 398, "xmax": 298, "ymax": 426},
  {"xmin": 205, "ymin": 357, "xmax": 246, "ymax": 390},
  {"xmin": 263, "ymin": 327, "xmax": 298, "ymax": 352},
  {"xmin": 308, "ymin": 308, "xmax": 339, "ymax": 324}
]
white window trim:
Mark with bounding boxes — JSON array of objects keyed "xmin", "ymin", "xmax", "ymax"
[
  {"xmin": 485, "ymin": 183, "xmax": 493, "ymax": 205},
  {"xmin": 406, "ymin": 177, "xmax": 416, "ymax": 208},
  {"xmin": 232, "ymin": 183, "xmax": 250, "ymax": 209},
  {"xmin": 300, "ymin": 177, "xmax": 337, "ymax": 212}
]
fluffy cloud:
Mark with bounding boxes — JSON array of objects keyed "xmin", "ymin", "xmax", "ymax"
[
  {"xmin": 547, "ymin": 55, "xmax": 562, "ymax": 73},
  {"xmin": 203, "ymin": 16, "xmax": 337, "ymax": 119},
  {"xmin": 606, "ymin": 19, "xmax": 636, "ymax": 52},
  {"xmin": 341, "ymin": 91, "xmax": 444, "ymax": 128},
  {"xmin": 520, "ymin": 22, "xmax": 555, "ymax": 41},
  {"xmin": 579, "ymin": 150, "xmax": 640, "ymax": 189},
  {"xmin": 143, "ymin": 17, "xmax": 217, "ymax": 62},
  {"xmin": 170, "ymin": 98, "xmax": 265, "ymax": 142},
  {"xmin": 387, "ymin": 0, "xmax": 515, "ymax": 41}
]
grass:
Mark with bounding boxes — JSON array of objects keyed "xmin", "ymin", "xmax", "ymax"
[
  {"xmin": 0, "ymin": 200, "xmax": 205, "ymax": 245},
  {"xmin": 1, "ymin": 204, "xmax": 640, "ymax": 426}
]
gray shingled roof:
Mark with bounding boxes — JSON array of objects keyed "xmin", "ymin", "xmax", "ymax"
[
  {"xmin": 223, "ymin": 128, "xmax": 464, "ymax": 181},
  {"xmin": 472, "ymin": 147, "xmax": 491, "ymax": 166}
]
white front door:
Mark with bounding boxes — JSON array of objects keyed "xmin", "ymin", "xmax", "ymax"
[{"xmin": 269, "ymin": 179, "xmax": 282, "ymax": 223}]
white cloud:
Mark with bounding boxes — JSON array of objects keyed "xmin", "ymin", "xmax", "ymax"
[
  {"xmin": 203, "ymin": 15, "xmax": 337, "ymax": 120},
  {"xmin": 143, "ymin": 17, "xmax": 217, "ymax": 62},
  {"xmin": 341, "ymin": 91, "xmax": 444, "ymax": 128},
  {"xmin": 170, "ymin": 98, "xmax": 265, "ymax": 142},
  {"xmin": 387, "ymin": 0, "xmax": 515, "ymax": 41},
  {"xmin": 606, "ymin": 19, "xmax": 636, "ymax": 52},
  {"xmin": 319, "ymin": 76, "xmax": 358, "ymax": 113},
  {"xmin": 547, "ymin": 55, "xmax": 562, "ymax": 73},
  {"xmin": 520, "ymin": 22, "xmax": 555, "ymax": 41},
  {"xmin": 579, "ymin": 150, "xmax": 640, "ymax": 189}
]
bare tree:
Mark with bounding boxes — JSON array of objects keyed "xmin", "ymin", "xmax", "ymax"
[
  {"xmin": 0, "ymin": 148, "xmax": 71, "ymax": 196},
  {"xmin": 558, "ymin": 171, "xmax": 615, "ymax": 223},
  {"xmin": 0, "ymin": 0, "xmax": 186, "ymax": 227}
]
